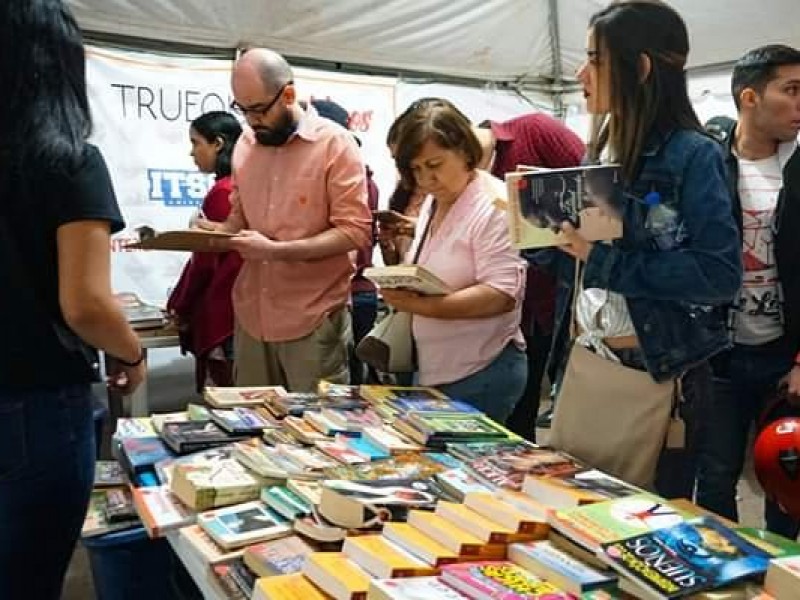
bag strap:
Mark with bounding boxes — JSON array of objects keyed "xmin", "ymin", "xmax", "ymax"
[
  {"xmin": 569, "ymin": 258, "xmax": 582, "ymax": 340},
  {"xmin": 410, "ymin": 200, "xmax": 437, "ymax": 265}
]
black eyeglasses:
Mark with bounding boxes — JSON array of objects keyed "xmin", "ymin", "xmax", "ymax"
[{"xmin": 230, "ymin": 81, "xmax": 292, "ymax": 117}]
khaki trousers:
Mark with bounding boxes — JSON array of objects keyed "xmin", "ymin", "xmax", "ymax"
[{"xmin": 234, "ymin": 308, "xmax": 351, "ymax": 392}]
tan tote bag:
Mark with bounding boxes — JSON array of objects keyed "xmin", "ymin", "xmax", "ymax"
[{"xmin": 548, "ymin": 262, "xmax": 678, "ymax": 489}]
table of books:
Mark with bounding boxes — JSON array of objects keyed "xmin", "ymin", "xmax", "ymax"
[{"xmin": 82, "ymin": 382, "xmax": 798, "ymax": 600}]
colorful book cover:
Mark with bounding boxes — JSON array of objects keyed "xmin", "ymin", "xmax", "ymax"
[
  {"xmin": 369, "ymin": 576, "xmax": 469, "ymax": 599},
  {"xmin": 602, "ymin": 517, "xmax": 771, "ymax": 599},
  {"xmin": 115, "ymin": 417, "xmax": 158, "ymax": 439},
  {"xmin": 243, "ymin": 535, "xmax": 314, "ymax": 577},
  {"xmin": 260, "ymin": 485, "xmax": 312, "ymax": 520},
  {"xmin": 343, "ymin": 434, "xmax": 391, "ymax": 461},
  {"xmin": 436, "ymin": 468, "xmax": 492, "ymax": 499},
  {"xmin": 315, "ymin": 440, "xmax": 369, "ymax": 465},
  {"xmin": 120, "ymin": 436, "xmax": 172, "ymax": 473},
  {"xmin": 552, "ymin": 493, "xmax": 689, "ymax": 551},
  {"xmin": 252, "ymin": 573, "xmax": 330, "ymax": 600},
  {"xmin": 440, "ymin": 561, "xmax": 572, "ymax": 599},
  {"xmin": 204, "ymin": 385, "xmax": 287, "ymax": 408},
  {"xmin": 94, "ymin": 460, "xmax": 126, "ymax": 487},
  {"xmin": 389, "ymin": 397, "xmax": 482, "ymax": 415},
  {"xmin": 323, "ymin": 452, "xmax": 445, "ymax": 482},
  {"xmin": 161, "ymin": 421, "xmax": 246, "ymax": 454},
  {"xmin": 410, "ymin": 413, "xmax": 508, "ymax": 437},
  {"xmin": 735, "ymin": 527, "xmax": 800, "ymax": 558},
  {"xmin": 508, "ymin": 541, "xmax": 616, "ymax": 592},
  {"xmin": 210, "ymin": 407, "xmax": 274, "ymax": 433},
  {"xmin": 198, "ymin": 501, "xmax": 290, "ymax": 549},
  {"xmin": 360, "ymin": 385, "xmax": 449, "ymax": 404}
]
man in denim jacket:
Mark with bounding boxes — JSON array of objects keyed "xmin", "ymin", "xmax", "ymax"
[{"xmin": 696, "ymin": 45, "xmax": 800, "ymax": 539}]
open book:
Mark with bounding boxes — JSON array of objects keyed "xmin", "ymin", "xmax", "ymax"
[
  {"xmin": 505, "ymin": 164, "xmax": 623, "ymax": 249},
  {"xmin": 126, "ymin": 226, "xmax": 235, "ymax": 252},
  {"xmin": 363, "ymin": 265, "xmax": 452, "ymax": 296}
]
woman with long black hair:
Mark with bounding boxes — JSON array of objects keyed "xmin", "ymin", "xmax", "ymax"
[{"xmin": 0, "ymin": 1, "xmax": 144, "ymax": 597}]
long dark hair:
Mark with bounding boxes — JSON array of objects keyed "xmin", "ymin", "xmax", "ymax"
[
  {"xmin": 190, "ymin": 112, "xmax": 242, "ymax": 178},
  {"xmin": 0, "ymin": 0, "xmax": 91, "ymax": 181},
  {"xmin": 588, "ymin": 0, "xmax": 701, "ymax": 182}
]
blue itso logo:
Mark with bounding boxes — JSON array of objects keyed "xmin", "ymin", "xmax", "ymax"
[{"xmin": 147, "ymin": 169, "xmax": 214, "ymax": 206}]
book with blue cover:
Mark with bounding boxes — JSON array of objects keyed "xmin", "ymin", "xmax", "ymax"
[
  {"xmin": 601, "ymin": 516, "xmax": 771, "ymax": 599},
  {"xmin": 389, "ymin": 397, "xmax": 482, "ymax": 415},
  {"xmin": 119, "ymin": 436, "xmax": 172, "ymax": 474}
]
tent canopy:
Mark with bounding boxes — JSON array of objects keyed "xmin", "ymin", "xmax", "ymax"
[{"xmin": 69, "ymin": 0, "xmax": 800, "ymax": 93}]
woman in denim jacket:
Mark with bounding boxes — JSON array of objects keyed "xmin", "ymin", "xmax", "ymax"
[
  {"xmin": 541, "ymin": 0, "xmax": 742, "ymax": 381},
  {"xmin": 532, "ymin": 1, "xmax": 742, "ymax": 488}
]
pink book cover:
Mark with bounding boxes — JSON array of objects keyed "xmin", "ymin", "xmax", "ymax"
[{"xmin": 440, "ymin": 561, "xmax": 572, "ymax": 600}]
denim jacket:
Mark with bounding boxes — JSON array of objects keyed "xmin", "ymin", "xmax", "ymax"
[{"xmin": 530, "ymin": 128, "xmax": 743, "ymax": 381}]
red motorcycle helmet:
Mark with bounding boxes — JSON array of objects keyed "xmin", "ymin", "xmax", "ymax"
[{"xmin": 753, "ymin": 388, "xmax": 800, "ymax": 519}]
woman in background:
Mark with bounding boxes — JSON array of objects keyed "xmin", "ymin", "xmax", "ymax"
[
  {"xmin": 0, "ymin": 1, "xmax": 145, "ymax": 597},
  {"xmin": 168, "ymin": 111, "xmax": 243, "ymax": 390},
  {"xmin": 377, "ymin": 100, "xmax": 436, "ymax": 265},
  {"xmin": 381, "ymin": 99, "xmax": 527, "ymax": 422},
  {"xmin": 539, "ymin": 0, "xmax": 741, "ymax": 487}
]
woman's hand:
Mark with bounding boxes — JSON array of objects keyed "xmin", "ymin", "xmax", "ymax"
[
  {"xmin": 381, "ymin": 289, "xmax": 426, "ymax": 314},
  {"xmin": 558, "ymin": 221, "xmax": 593, "ymax": 262}
]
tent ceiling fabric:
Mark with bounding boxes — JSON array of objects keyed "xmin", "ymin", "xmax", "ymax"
[{"xmin": 69, "ymin": 0, "xmax": 800, "ymax": 88}]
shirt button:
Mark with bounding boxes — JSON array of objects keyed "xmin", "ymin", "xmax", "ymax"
[{"xmin": 642, "ymin": 323, "xmax": 652, "ymax": 333}]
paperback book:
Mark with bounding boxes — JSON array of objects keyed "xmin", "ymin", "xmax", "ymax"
[
  {"xmin": 363, "ymin": 264, "xmax": 452, "ymax": 296},
  {"xmin": 601, "ymin": 517, "xmax": 771, "ymax": 599},
  {"xmin": 506, "ymin": 164, "xmax": 623, "ymax": 249},
  {"xmin": 439, "ymin": 561, "xmax": 572, "ymax": 599},
  {"xmin": 204, "ymin": 385, "xmax": 288, "ymax": 409},
  {"xmin": 198, "ymin": 501, "xmax": 291, "ymax": 550}
]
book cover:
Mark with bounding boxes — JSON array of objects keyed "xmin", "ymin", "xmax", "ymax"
[
  {"xmin": 506, "ymin": 164, "xmax": 623, "ymax": 249},
  {"xmin": 204, "ymin": 385, "xmax": 288, "ymax": 408},
  {"xmin": 381, "ymin": 522, "xmax": 460, "ymax": 567},
  {"xmin": 363, "ymin": 264, "xmax": 452, "ymax": 296},
  {"xmin": 150, "ymin": 411, "xmax": 189, "ymax": 433},
  {"xmin": 408, "ymin": 413, "xmax": 508, "ymax": 438},
  {"xmin": 178, "ymin": 524, "xmax": 245, "ymax": 565},
  {"xmin": 368, "ymin": 576, "xmax": 469, "ymax": 600},
  {"xmin": 435, "ymin": 468, "xmax": 492, "ymax": 501},
  {"xmin": 343, "ymin": 434, "xmax": 391, "ymax": 462},
  {"xmin": 119, "ymin": 436, "xmax": 172, "ymax": 474},
  {"xmin": 315, "ymin": 440, "xmax": 370, "ymax": 465},
  {"xmin": 131, "ymin": 485, "xmax": 194, "ymax": 538},
  {"xmin": 305, "ymin": 410, "xmax": 350, "ymax": 436},
  {"xmin": 293, "ymin": 505, "xmax": 347, "ymax": 544},
  {"xmin": 252, "ymin": 573, "xmax": 330, "ymax": 600},
  {"xmin": 362, "ymin": 426, "xmax": 422, "ymax": 454},
  {"xmin": 302, "ymin": 552, "xmax": 371, "ymax": 600},
  {"xmin": 524, "ymin": 469, "xmax": 640, "ymax": 509},
  {"xmin": 198, "ymin": 501, "xmax": 291, "ymax": 550},
  {"xmin": 440, "ymin": 561, "xmax": 572, "ymax": 599},
  {"xmin": 321, "ymin": 407, "xmax": 382, "ymax": 431},
  {"xmin": 126, "ymin": 227, "xmax": 236, "ymax": 252},
  {"xmin": 104, "ymin": 487, "xmax": 138, "ymax": 522},
  {"xmin": 115, "ymin": 417, "xmax": 158, "ymax": 439},
  {"xmin": 389, "ymin": 397, "xmax": 482, "ymax": 415},
  {"xmin": 508, "ymin": 541, "xmax": 617, "ymax": 594},
  {"xmin": 243, "ymin": 534, "xmax": 314, "ymax": 578},
  {"xmin": 210, "ymin": 407, "xmax": 274, "ymax": 434},
  {"xmin": 170, "ymin": 460, "xmax": 261, "ymax": 510},
  {"xmin": 114, "ymin": 291, "xmax": 165, "ymax": 328},
  {"xmin": 360, "ymin": 386, "xmax": 448, "ymax": 405},
  {"xmin": 227, "ymin": 558, "xmax": 257, "ymax": 598},
  {"xmin": 287, "ymin": 479, "xmax": 323, "ymax": 506},
  {"xmin": 764, "ymin": 555, "xmax": 800, "ymax": 599},
  {"xmin": 601, "ymin": 517, "xmax": 771, "ymax": 599},
  {"xmin": 277, "ymin": 443, "xmax": 338, "ymax": 472},
  {"xmin": 323, "ymin": 452, "xmax": 446, "ymax": 482},
  {"xmin": 261, "ymin": 485, "xmax": 312, "ymax": 520},
  {"xmin": 343, "ymin": 535, "xmax": 438, "ymax": 579},
  {"xmin": 160, "ymin": 421, "xmax": 246, "ymax": 454},
  {"xmin": 735, "ymin": 527, "xmax": 800, "ymax": 558},
  {"xmin": 550, "ymin": 492, "xmax": 688, "ymax": 552},
  {"xmin": 319, "ymin": 478, "xmax": 439, "ymax": 529},
  {"xmin": 467, "ymin": 446, "xmax": 581, "ymax": 491},
  {"xmin": 155, "ymin": 444, "xmax": 235, "ymax": 486},
  {"xmin": 82, "ymin": 489, "xmax": 139, "ymax": 537},
  {"xmin": 94, "ymin": 460, "xmax": 126, "ymax": 487},
  {"xmin": 284, "ymin": 415, "xmax": 330, "ymax": 444}
]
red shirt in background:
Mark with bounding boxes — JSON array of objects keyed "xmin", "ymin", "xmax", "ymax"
[
  {"xmin": 167, "ymin": 175, "xmax": 242, "ymax": 359},
  {"xmin": 488, "ymin": 113, "xmax": 586, "ymax": 335}
]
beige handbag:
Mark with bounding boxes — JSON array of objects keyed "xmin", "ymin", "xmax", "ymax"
[
  {"xmin": 355, "ymin": 202, "xmax": 436, "ymax": 374},
  {"xmin": 548, "ymin": 261, "xmax": 678, "ymax": 489}
]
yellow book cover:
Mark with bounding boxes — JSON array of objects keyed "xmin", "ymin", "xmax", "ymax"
[
  {"xmin": 303, "ymin": 552, "xmax": 370, "ymax": 600},
  {"xmin": 464, "ymin": 492, "xmax": 549, "ymax": 537},
  {"xmin": 252, "ymin": 573, "xmax": 331, "ymax": 600},
  {"xmin": 382, "ymin": 522, "xmax": 460, "ymax": 567},
  {"xmin": 343, "ymin": 535, "xmax": 438, "ymax": 579},
  {"xmin": 435, "ymin": 501, "xmax": 539, "ymax": 544},
  {"xmin": 406, "ymin": 510, "xmax": 506, "ymax": 558}
]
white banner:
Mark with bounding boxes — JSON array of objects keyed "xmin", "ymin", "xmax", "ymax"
[{"xmin": 86, "ymin": 46, "xmax": 397, "ymax": 308}]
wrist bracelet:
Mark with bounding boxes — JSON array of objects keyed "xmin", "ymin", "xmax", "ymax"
[{"xmin": 118, "ymin": 348, "xmax": 145, "ymax": 367}]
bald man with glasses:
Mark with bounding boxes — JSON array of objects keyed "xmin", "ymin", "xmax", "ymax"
[{"xmin": 201, "ymin": 48, "xmax": 371, "ymax": 391}]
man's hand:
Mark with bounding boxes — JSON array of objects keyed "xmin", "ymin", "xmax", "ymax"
[
  {"xmin": 782, "ymin": 365, "xmax": 800, "ymax": 406},
  {"xmin": 107, "ymin": 361, "xmax": 146, "ymax": 395},
  {"xmin": 558, "ymin": 221, "xmax": 593, "ymax": 262},
  {"xmin": 228, "ymin": 230, "xmax": 284, "ymax": 260},
  {"xmin": 381, "ymin": 289, "xmax": 425, "ymax": 314}
]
